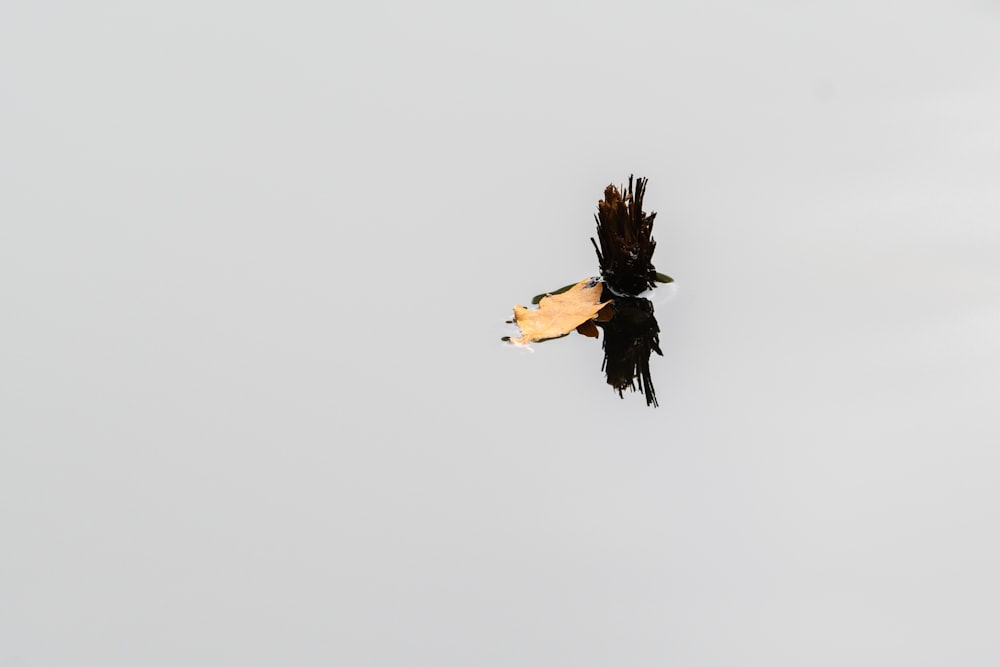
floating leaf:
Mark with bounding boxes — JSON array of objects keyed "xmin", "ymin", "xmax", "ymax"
[
  {"xmin": 508, "ymin": 279, "xmax": 612, "ymax": 345},
  {"xmin": 531, "ymin": 282, "xmax": 577, "ymax": 305}
]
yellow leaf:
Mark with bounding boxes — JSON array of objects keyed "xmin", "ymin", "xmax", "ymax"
[{"xmin": 509, "ymin": 279, "xmax": 612, "ymax": 345}]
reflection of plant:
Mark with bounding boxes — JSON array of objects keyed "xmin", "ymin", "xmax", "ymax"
[
  {"xmin": 592, "ymin": 176, "xmax": 658, "ymax": 296},
  {"xmin": 596, "ymin": 297, "xmax": 662, "ymax": 407}
]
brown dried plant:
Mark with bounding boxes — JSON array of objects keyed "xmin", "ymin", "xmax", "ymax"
[{"xmin": 591, "ymin": 175, "xmax": 658, "ymax": 295}]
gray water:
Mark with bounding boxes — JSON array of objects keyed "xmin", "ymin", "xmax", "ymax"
[{"xmin": 3, "ymin": 1, "xmax": 1000, "ymax": 665}]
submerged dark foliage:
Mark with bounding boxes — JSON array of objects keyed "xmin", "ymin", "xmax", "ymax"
[
  {"xmin": 591, "ymin": 175, "xmax": 658, "ymax": 296},
  {"xmin": 596, "ymin": 296, "xmax": 662, "ymax": 407}
]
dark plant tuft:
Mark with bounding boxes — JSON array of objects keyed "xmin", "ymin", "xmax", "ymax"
[{"xmin": 591, "ymin": 175, "xmax": 658, "ymax": 296}]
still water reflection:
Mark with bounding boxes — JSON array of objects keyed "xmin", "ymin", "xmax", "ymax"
[{"xmin": 597, "ymin": 296, "xmax": 662, "ymax": 407}]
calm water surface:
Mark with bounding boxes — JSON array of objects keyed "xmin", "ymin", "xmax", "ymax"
[{"xmin": 3, "ymin": 1, "xmax": 999, "ymax": 665}]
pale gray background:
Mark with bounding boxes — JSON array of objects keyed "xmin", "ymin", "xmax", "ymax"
[{"xmin": 2, "ymin": 0, "xmax": 999, "ymax": 665}]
